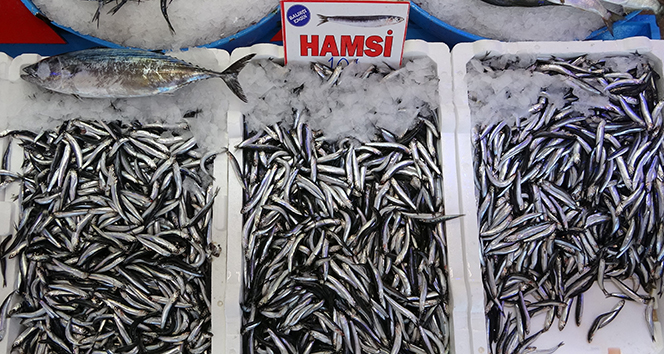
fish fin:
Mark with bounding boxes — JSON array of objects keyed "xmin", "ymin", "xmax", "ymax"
[
  {"xmin": 107, "ymin": 0, "xmax": 129, "ymax": 15},
  {"xmin": 600, "ymin": 6, "xmax": 625, "ymax": 36},
  {"xmin": 598, "ymin": 1, "xmax": 625, "ymax": 16},
  {"xmin": 217, "ymin": 53, "xmax": 257, "ymax": 103},
  {"xmin": 92, "ymin": 0, "xmax": 103, "ymax": 27},
  {"xmin": 603, "ymin": 17, "xmax": 614, "ymax": 36},
  {"xmin": 317, "ymin": 14, "xmax": 329, "ymax": 26}
]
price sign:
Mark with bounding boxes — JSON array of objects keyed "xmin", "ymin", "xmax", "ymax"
[{"xmin": 281, "ymin": 0, "xmax": 410, "ymax": 67}]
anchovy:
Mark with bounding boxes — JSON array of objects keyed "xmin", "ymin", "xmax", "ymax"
[
  {"xmin": 0, "ymin": 119, "xmax": 218, "ymax": 354},
  {"xmin": 472, "ymin": 54, "xmax": 663, "ymax": 353},
  {"xmin": 587, "ymin": 300, "xmax": 626, "ymax": 342},
  {"xmin": 236, "ymin": 61, "xmax": 454, "ymax": 354}
]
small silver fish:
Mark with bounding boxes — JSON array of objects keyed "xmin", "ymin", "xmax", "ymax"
[
  {"xmin": 21, "ymin": 48, "xmax": 256, "ymax": 102},
  {"xmin": 317, "ymin": 14, "xmax": 404, "ymax": 27}
]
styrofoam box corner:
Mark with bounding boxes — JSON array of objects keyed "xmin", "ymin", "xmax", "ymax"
[
  {"xmin": 221, "ymin": 40, "xmax": 483, "ymax": 354},
  {"xmin": 0, "ymin": 48, "xmax": 233, "ymax": 354},
  {"xmin": 451, "ymin": 37, "xmax": 664, "ymax": 354},
  {"xmin": 0, "ymin": 53, "xmax": 12, "ymax": 81}
]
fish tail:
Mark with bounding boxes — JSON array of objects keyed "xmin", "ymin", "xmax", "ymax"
[
  {"xmin": 107, "ymin": 0, "xmax": 129, "ymax": 15},
  {"xmin": 217, "ymin": 53, "xmax": 256, "ymax": 103},
  {"xmin": 598, "ymin": 1, "xmax": 625, "ymax": 16},
  {"xmin": 317, "ymin": 14, "xmax": 329, "ymax": 26},
  {"xmin": 602, "ymin": 17, "xmax": 614, "ymax": 36},
  {"xmin": 161, "ymin": 0, "xmax": 176, "ymax": 33}
]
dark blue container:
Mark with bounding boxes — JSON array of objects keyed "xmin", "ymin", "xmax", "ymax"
[{"xmin": 18, "ymin": 0, "xmax": 281, "ymax": 55}]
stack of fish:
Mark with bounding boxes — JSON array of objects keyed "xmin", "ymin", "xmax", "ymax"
[
  {"xmin": 472, "ymin": 54, "xmax": 663, "ymax": 353},
  {"xmin": 234, "ymin": 62, "xmax": 454, "ymax": 354},
  {"xmin": 0, "ymin": 119, "xmax": 217, "ymax": 354}
]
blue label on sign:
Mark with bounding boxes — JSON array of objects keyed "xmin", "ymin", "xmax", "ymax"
[{"xmin": 287, "ymin": 4, "xmax": 310, "ymax": 27}]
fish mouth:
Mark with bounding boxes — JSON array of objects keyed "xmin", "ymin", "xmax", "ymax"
[{"xmin": 20, "ymin": 64, "xmax": 38, "ymax": 79}]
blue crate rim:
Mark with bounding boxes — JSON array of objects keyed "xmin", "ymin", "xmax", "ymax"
[
  {"xmin": 409, "ymin": 2, "xmax": 483, "ymax": 41},
  {"xmin": 20, "ymin": 0, "xmax": 280, "ymax": 50}
]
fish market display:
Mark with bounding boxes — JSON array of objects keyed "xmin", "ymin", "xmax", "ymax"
[
  {"xmin": 0, "ymin": 119, "xmax": 218, "ymax": 353},
  {"xmin": 469, "ymin": 54, "xmax": 663, "ymax": 352},
  {"xmin": 235, "ymin": 62, "xmax": 454, "ymax": 353},
  {"xmin": 30, "ymin": 0, "xmax": 277, "ymax": 50},
  {"xmin": 21, "ymin": 49, "xmax": 256, "ymax": 102}
]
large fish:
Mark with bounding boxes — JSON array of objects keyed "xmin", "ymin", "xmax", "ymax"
[
  {"xmin": 481, "ymin": 0, "xmax": 615, "ymax": 31},
  {"xmin": 548, "ymin": 0, "xmax": 614, "ymax": 23},
  {"xmin": 21, "ymin": 48, "xmax": 256, "ymax": 102}
]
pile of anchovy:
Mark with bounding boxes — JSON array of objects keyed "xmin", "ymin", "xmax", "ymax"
[
  {"xmin": 234, "ymin": 64, "xmax": 453, "ymax": 354},
  {"xmin": 0, "ymin": 119, "xmax": 217, "ymax": 354},
  {"xmin": 473, "ymin": 55, "xmax": 664, "ymax": 353}
]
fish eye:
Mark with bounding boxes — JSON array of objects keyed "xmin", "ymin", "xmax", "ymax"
[{"xmin": 34, "ymin": 62, "xmax": 53, "ymax": 79}]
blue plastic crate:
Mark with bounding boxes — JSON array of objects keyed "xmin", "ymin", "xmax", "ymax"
[
  {"xmin": 409, "ymin": 3, "xmax": 660, "ymax": 46},
  {"xmin": 11, "ymin": 0, "xmax": 281, "ymax": 56}
]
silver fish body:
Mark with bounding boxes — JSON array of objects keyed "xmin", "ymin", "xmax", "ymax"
[{"xmin": 21, "ymin": 49, "xmax": 256, "ymax": 102}]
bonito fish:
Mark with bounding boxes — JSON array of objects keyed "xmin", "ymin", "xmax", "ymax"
[
  {"xmin": 481, "ymin": 0, "xmax": 616, "ymax": 29},
  {"xmin": 21, "ymin": 48, "xmax": 256, "ymax": 102}
]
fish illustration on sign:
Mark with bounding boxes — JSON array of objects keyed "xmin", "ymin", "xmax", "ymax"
[{"xmin": 317, "ymin": 14, "xmax": 404, "ymax": 27}]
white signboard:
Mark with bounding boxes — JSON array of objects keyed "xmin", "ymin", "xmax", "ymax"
[{"xmin": 281, "ymin": 0, "xmax": 410, "ymax": 67}]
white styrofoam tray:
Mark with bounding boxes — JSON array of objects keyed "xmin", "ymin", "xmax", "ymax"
[
  {"xmin": 219, "ymin": 40, "xmax": 481, "ymax": 354},
  {"xmin": 451, "ymin": 37, "xmax": 664, "ymax": 354},
  {"xmin": 0, "ymin": 49, "xmax": 232, "ymax": 354}
]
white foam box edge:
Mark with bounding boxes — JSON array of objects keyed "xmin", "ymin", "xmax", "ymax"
[
  {"xmin": 0, "ymin": 53, "xmax": 23, "ymax": 354},
  {"xmin": 0, "ymin": 52, "xmax": 43, "ymax": 354},
  {"xmin": 451, "ymin": 36, "xmax": 664, "ymax": 354},
  {"xmin": 221, "ymin": 40, "xmax": 479, "ymax": 354},
  {"xmin": 0, "ymin": 48, "xmax": 233, "ymax": 354}
]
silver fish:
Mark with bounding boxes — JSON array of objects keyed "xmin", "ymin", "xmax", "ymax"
[
  {"xmin": 236, "ymin": 61, "xmax": 453, "ymax": 354},
  {"xmin": 0, "ymin": 119, "xmax": 218, "ymax": 353},
  {"xmin": 473, "ymin": 54, "xmax": 663, "ymax": 353},
  {"xmin": 21, "ymin": 49, "xmax": 256, "ymax": 102}
]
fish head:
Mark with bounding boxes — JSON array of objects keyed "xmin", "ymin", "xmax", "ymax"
[
  {"xmin": 388, "ymin": 16, "xmax": 405, "ymax": 25},
  {"xmin": 20, "ymin": 57, "xmax": 70, "ymax": 90}
]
